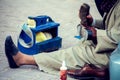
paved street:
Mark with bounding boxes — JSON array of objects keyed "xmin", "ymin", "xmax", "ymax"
[{"xmin": 0, "ymin": 0, "xmax": 101, "ymax": 80}]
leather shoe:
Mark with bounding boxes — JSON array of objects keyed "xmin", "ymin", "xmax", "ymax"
[
  {"xmin": 79, "ymin": 3, "xmax": 90, "ymax": 26},
  {"xmin": 5, "ymin": 36, "xmax": 19, "ymax": 68},
  {"xmin": 67, "ymin": 64, "xmax": 107, "ymax": 78}
]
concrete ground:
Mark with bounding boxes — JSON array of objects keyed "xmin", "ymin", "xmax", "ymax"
[{"xmin": 0, "ymin": 0, "xmax": 101, "ymax": 80}]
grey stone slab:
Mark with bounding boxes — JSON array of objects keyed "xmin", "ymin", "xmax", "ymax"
[{"xmin": 0, "ymin": 0, "xmax": 101, "ymax": 80}]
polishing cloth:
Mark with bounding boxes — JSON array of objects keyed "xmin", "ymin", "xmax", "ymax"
[
  {"xmin": 27, "ymin": 18, "xmax": 36, "ymax": 28},
  {"xmin": 36, "ymin": 32, "xmax": 52, "ymax": 43}
]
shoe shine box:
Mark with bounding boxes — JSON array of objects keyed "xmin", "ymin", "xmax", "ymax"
[{"xmin": 18, "ymin": 15, "xmax": 62, "ymax": 55}]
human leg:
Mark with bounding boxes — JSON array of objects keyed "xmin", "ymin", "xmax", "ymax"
[
  {"xmin": 5, "ymin": 36, "xmax": 109, "ymax": 76},
  {"xmin": 5, "ymin": 36, "xmax": 37, "ymax": 68},
  {"xmin": 13, "ymin": 52, "xmax": 37, "ymax": 66},
  {"xmin": 33, "ymin": 40, "xmax": 109, "ymax": 75}
]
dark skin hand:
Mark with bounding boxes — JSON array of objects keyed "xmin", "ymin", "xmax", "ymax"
[
  {"xmin": 78, "ymin": 4, "xmax": 97, "ymax": 43},
  {"xmin": 79, "ymin": 13, "xmax": 97, "ymax": 38},
  {"xmin": 86, "ymin": 15, "xmax": 97, "ymax": 39},
  {"xmin": 79, "ymin": 12, "xmax": 97, "ymax": 44}
]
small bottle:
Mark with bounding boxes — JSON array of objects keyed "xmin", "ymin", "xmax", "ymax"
[{"xmin": 60, "ymin": 61, "xmax": 67, "ymax": 80}]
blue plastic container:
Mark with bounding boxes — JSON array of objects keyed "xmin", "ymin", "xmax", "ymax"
[
  {"xmin": 110, "ymin": 42, "xmax": 120, "ymax": 80},
  {"xmin": 18, "ymin": 15, "xmax": 62, "ymax": 55}
]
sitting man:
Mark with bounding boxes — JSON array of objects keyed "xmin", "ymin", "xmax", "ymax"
[{"xmin": 4, "ymin": 0, "xmax": 120, "ymax": 78}]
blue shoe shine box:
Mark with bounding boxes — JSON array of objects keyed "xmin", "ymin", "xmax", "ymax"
[{"xmin": 18, "ymin": 15, "xmax": 62, "ymax": 55}]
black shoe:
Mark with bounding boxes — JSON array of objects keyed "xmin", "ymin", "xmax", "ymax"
[{"xmin": 5, "ymin": 36, "xmax": 19, "ymax": 68}]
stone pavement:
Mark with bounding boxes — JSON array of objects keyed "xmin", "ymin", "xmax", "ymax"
[{"xmin": 0, "ymin": 0, "xmax": 101, "ymax": 80}]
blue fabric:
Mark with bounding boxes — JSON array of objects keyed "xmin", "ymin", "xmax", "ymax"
[{"xmin": 74, "ymin": 36, "xmax": 81, "ymax": 39}]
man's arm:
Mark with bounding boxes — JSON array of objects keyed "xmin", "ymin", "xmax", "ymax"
[
  {"xmin": 94, "ymin": 4, "xmax": 120, "ymax": 53},
  {"xmin": 92, "ymin": 19, "xmax": 104, "ymax": 29}
]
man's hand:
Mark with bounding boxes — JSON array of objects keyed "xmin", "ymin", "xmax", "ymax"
[
  {"xmin": 86, "ymin": 15, "xmax": 93, "ymax": 27},
  {"xmin": 87, "ymin": 27, "xmax": 96, "ymax": 38},
  {"xmin": 77, "ymin": 24, "xmax": 97, "ymax": 44},
  {"xmin": 87, "ymin": 27, "xmax": 97, "ymax": 44},
  {"xmin": 78, "ymin": 3, "xmax": 97, "ymax": 44}
]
